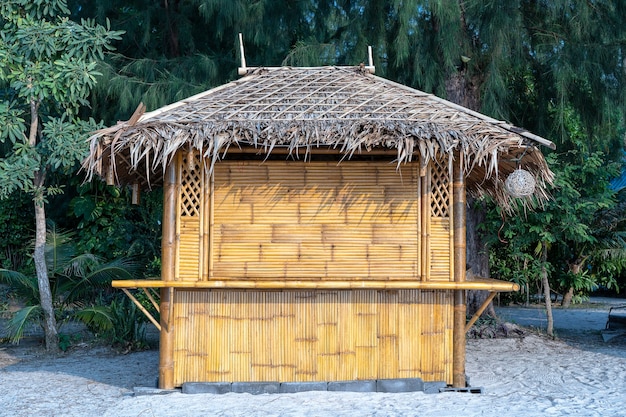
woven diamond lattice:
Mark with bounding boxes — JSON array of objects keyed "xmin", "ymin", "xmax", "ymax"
[
  {"xmin": 430, "ymin": 159, "xmax": 450, "ymax": 217},
  {"xmin": 180, "ymin": 154, "xmax": 201, "ymax": 216},
  {"xmin": 505, "ymin": 168, "xmax": 536, "ymax": 198}
]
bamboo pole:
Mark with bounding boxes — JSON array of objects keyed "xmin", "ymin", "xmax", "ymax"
[
  {"xmin": 465, "ymin": 291, "xmax": 497, "ymax": 332},
  {"xmin": 142, "ymin": 288, "xmax": 160, "ymax": 311},
  {"xmin": 112, "ymin": 278, "xmax": 519, "ymax": 291},
  {"xmin": 416, "ymin": 163, "xmax": 422, "ymax": 280},
  {"xmin": 238, "ymin": 33, "xmax": 247, "ymax": 75},
  {"xmin": 121, "ymin": 289, "xmax": 161, "ymax": 331},
  {"xmin": 174, "ymin": 153, "xmax": 182, "ymax": 281},
  {"xmin": 208, "ymin": 170, "xmax": 215, "ymax": 279},
  {"xmin": 159, "ymin": 160, "xmax": 177, "ymax": 389},
  {"xmin": 131, "ymin": 183, "xmax": 141, "ymax": 205},
  {"xmin": 452, "ymin": 151, "xmax": 467, "ymax": 388},
  {"xmin": 223, "ymin": 146, "xmax": 401, "ymax": 156},
  {"xmin": 420, "ymin": 156, "xmax": 429, "ymax": 281},
  {"xmin": 199, "ymin": 151, "xmax": 208, "ymax": 280}
]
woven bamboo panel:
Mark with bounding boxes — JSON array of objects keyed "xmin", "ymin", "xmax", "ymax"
[
  {"xmin": 171, "ymin": 289, "xmax": 454, "ymax": 386},
  {"xmin": 211, "ymin": 161, "xmax": 420, "ymax": 281},
  {"xmin": 177, "ymin": 217, "xmax": 201, "ymax": 280},
  {"xmin": 429, "ymin": 218, "xmax": 452, "ymax": 281},
  {"xmin": 179, "ymin": 152, "xmax": 202, "ymax": 217}
]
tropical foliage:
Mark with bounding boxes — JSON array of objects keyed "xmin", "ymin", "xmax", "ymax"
[
  {"xmin": 0, "ymin": 224, "xmax": 138, "ymax": 345},
  {"xmin": 1, "ymin": 0, "xmax": 625, "ymax": 343}
]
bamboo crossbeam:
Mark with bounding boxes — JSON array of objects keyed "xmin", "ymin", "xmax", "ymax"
[{"xmin": 112, "ymin": 278, "xmax": 519, "ymax": 292}]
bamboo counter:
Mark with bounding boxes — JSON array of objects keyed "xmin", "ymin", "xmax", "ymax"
[{"xmin": 113, "ymin": 278, "xmax": 519, "ymax": 291}]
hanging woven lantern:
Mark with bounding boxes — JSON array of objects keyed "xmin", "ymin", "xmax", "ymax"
[{"xmin": 505, "ymin": 168, "xmax": 536, "ymax": 197}]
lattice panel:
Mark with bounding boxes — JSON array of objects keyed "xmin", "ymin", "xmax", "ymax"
[
  {"xmin": 430, "ymin": 159, "xmax": 450, "ymax": 218},
  {"xmin": 180, "ymin": 153, "xmax": 202, "ymax": 217}
]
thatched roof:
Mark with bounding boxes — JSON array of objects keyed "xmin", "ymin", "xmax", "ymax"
[{"xmin": 83, "ymin": 66, "xmax": 554, "ymax": 208}]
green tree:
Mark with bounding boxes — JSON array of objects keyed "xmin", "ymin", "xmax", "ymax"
[
  {"xmin": 0, "ymin": 0, "xmax": 123, "ymax": 351},
  {"xmin": 69, "ymin": 181, "xmax": 162, "ymax": 274},
  {"xmin": 487, "ymin": 151, "xmax": 623, "ymax": 336}
]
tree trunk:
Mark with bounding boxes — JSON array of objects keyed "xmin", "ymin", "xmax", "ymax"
[
  {"xmin": 465, "ymin": 197, "xmax": 495, "ymax": 317},
  {"xmin": 29, "ymin": 98, "xmax": 59, "ymax": 353},
  {"xmin": 445, "ymin": 70, "xmax": 492, "ymax": 318},
  {"xmin": 562, "ymin": 287, "xmax": 575, "ymax": 309},
  {"xmin": 562, "ymin": 259, "xmax": 583, "ymax": 308},
  {"xmin": 163, "ymin": 0, "xmax": 180, "ymax": 57},
  {"xmin": 541, "ymin": 243, "xmax": 554, "ymax": 337},
  {"xmin": 33, "ymin": 174, "xmax": 59, "ymax": 353}
]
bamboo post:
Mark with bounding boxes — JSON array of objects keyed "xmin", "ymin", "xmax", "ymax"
[
  {"xmin": 365, "ymin": 45, "xmax": 375, "ymax": 74},
  {"xmin": 159, "ymin": 161, "xmax": 177, "ymax": 389},
  {"xmin": 420, "ymin": 156, "xmax": 429, "ymax": 281},
  {"xmin": 131, "ymin": 183, "xmax": 141, "ymax": 205},
  {"xmin": 106, "ymin": 162, "xmax": 115, "ymax": 186},
  {"xmin": 207, "ymin": 170, "xmax": 214, "ymax": 279},
  {"xmin": 452, "ymin": 151, "xmax": 467, "ymax": 388}
]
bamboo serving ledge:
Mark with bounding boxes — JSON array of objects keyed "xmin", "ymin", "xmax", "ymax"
[
  {"xmin": 112, "ymin": 278, "xmax": 519, "ymax": 292},
  {"xmin": 113, "ymin": 278, "xmax": 518, "ymax": 335}
]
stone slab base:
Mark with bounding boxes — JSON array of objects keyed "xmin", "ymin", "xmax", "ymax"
[{"xmin": 180, "ymin": 378, "xmax": 457, "ymax": 395}]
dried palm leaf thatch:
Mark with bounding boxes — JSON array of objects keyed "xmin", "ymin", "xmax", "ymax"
[{"xmin": 83, "ymin": 66, "xmax": 554, "ymax": 210}]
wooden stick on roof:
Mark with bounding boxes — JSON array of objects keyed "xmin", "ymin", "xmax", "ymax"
[
  {"xmin": 238, "ymin": 33, "xmax": 247, "ymax": 76},
  {"xmin": 366, "ymin": 45, "xmax": 375, "ymax": 74}
]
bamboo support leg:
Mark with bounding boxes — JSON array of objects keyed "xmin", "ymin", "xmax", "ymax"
[
  {"xmin": 121, "ymin": 288, "xmax": 161, "ymax": 331},
  {"xmin": 159, "ymin": 161, "xmax": 177, "ymax": 390},
  {"xmin": 452, "ymin": 152, "xmax": 466, "ymax": 388},
  {"xmin": 142, "ymin": 288, "xmax": 160, "ymax": 312},
  {"xmin": 465, "ymin": 291, "xmax": 497, "ymax": 333},
  {"xmin": 159, "ymin": 287, "xmax": 175, "ymax": 389},
  {"xmin": 453, "ymin": 289, "xmax": 466, "ymax": 387}
]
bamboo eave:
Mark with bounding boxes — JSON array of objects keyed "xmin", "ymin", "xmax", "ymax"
[{"xmin": 112, "ymin": 278, "xmax": 519, "ymax": 292}]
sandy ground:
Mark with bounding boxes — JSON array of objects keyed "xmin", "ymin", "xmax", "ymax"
[{"xmin": 1, "ymin": 298, "xmax": 625, "ymax": 417}]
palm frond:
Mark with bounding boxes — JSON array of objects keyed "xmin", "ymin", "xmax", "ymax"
[
  {"xmin": 74, "ymin": 305, "xmax": 114, "ymax": 334},
  {"xmin": 45, "ymin": 224, "xmax": 77, "ymax": 275},
  {"xmin": 0, "ymin": 268, "xmax": 39, "ymax": 302},
  {"xmin": 63, "ymin": 258, "xmax": 139, "ymax": 303},
  {"xmin": 62, "ymin": 253, "xmax": 101, "ymax": 279},
  {"xmin": 6, "ymin": 305, "xmax": 42, "ymax": 344}
]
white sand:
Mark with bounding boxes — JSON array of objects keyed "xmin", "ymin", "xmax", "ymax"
[{"xmin": 1, "ymin": 301, "xmax": 625, "ymax": 417}]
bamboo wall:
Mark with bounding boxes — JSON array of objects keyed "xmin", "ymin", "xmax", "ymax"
[
  {"xmin": 173, "ymin": 156, "xmax": 453, "ymax": 283},
  {"xmin": 172, "ymin": 289, "xmax": 453, "ymax": 386},
  {"xmin": 212, "ymin": 160, "xmax": 420, "ymax": 281},
  {"xmin": 168, "ymin": 152, "xmax": 456, "ymax": 386}
]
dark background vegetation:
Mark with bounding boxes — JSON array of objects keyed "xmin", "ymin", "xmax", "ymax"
[{"xmin": 2, "ymin": 0, "xmax": 626, "ymax": 348}]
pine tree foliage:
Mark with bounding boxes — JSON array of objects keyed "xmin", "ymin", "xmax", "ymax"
[
  {"xmin": 69, "ymin": 1, "xmax": 626, "ymax": 152},
  {"xmin": 68, "ymin": 0, "xmax": 626, "ymax": 300}
]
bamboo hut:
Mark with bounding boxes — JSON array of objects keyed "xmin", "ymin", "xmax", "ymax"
[{"xmin": 83, "ymin": 65, "xmax": 554, "ymax": 392}]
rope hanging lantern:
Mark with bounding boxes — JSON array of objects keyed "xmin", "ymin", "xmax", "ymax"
[{"xmin": 505, "ymin": 168, "xmax": 536, "ymax": 197}]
